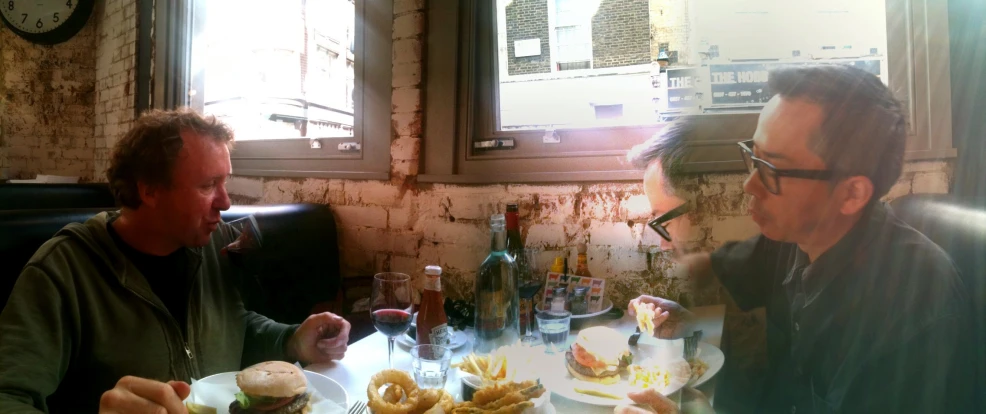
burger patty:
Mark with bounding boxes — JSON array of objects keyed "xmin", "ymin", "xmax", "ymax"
[
  {"xmin": 565, "ymin": 350, "xmax": 618, "ymax": 378},
  {"xmin": 229, "ymin": 392, "xmax": 310, "ymax": 414}
]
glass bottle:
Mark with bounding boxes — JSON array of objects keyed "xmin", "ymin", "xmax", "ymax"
[
  {"xmin": 474, "ymin": 214, "xmax": 520, "ymax": 354},
  {"xmin": 417, "ymin": 265, "xmax": 450, "ymax": 346},
  {"xmin": 574, "ymin": 243, "xmax": 592, "ymax": 277}
]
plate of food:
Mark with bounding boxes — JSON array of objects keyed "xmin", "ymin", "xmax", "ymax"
[
  {"xmin": 542, "ymin": 326, "xmax": 691, "ymax": 406},
  {"xmin": 687, "ymin": 342, "xmax": 725, "ymax": 387},
  {"xmin": 185, "ymin": 361, "xmax": 348, "ymax": 414},
  {"xmin": 366, "ymin": 367, "xmax": 553, "ymax": 413}
]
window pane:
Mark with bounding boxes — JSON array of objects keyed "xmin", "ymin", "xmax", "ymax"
[
  {"xmin": 194, "ymin": 0, "xmax": 356, "ymax": 140},
  {"xmin": 496, "ymin": 0, "xmax": 889, "ymax": 131}
]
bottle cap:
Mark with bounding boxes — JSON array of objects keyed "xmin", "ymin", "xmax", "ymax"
[
  {"xmin": 425, "ymin": 265, "xmax": 442, "ymax": 276},
  {"xmin": 506, "ymin": 203, "xmax": 519, "ymax": 212},
  {"xmin": 490, "ymin": 214, "xmax": 505, "ymax": 229}
]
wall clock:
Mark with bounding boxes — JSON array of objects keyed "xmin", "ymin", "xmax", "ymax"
[{"xmin": 1, "ymin": 0, "xmax": 95, "ymax": 45}]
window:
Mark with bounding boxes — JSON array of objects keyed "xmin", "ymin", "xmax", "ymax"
[
  {"xmin": 421, "ymin": 0, "xmax": 955, "ymax": 183},
  {"xmin": 143, "ymin": 0, "xmax": 392, "ymax": 179}
]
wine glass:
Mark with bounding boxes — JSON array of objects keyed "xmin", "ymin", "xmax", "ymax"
[
  {"xmin": 370, "ymin": 272, "xmax": 413, "ymax": 369},
  {"xmin": 518, "ymin": 248, "xmax": 544, "ymax": 344}
]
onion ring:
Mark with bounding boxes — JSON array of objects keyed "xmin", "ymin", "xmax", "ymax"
[
  {"xmin": 422, "ymin": 390, "xmax": 454, "ymax": 414},
  {"xmin": 367, "ymin": 369, "xmax": 419, "ymax": 414},
  {"xmin": 383, "ymin": 384, "xmax": 405, "ymax": 404}
]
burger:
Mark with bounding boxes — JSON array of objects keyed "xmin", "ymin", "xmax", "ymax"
[
  {"xmin": 229, "ymin": 361, "xmax": 311, "ymax": 414},
  {"xmin": 565, "ymin": 326, "xmax": 633, "ymax": 385}
]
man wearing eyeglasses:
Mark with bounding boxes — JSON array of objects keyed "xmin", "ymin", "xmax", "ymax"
[{"xmin": 626, "ymin": 65, "xmax": 972, "ymax": 414}]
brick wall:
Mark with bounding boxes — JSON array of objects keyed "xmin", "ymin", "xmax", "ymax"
[
  {"xmin": 6, "ymin": 0, "xmax": 957, "ymax": 309},
  {"xmin": 0, "ymin": 5, "xmax": 99, "ymax": 181},
  {"xmin": 591, "ymin": 0, "xmax": 651, "ymax": 69},
  {"xmin": 505, "ymin": 0, "xmax": 552, "ymax": 76},
  {"xmin": 0, "ymin": 0, "xmax": 136, "ymax": 182},
  {"xmin": 649, "ymin": 0, "xmax": 691, "ymax": 66}
]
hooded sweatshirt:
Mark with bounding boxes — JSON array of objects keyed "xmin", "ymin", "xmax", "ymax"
[{"xmin": 0, "ymin": 211, "xmax": 298, "ymax": 413}]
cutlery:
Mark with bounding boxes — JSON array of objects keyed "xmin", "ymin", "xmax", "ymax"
[
  {"xmin": 628, "ymin": 326, "xmax": 642, "ymax": 346},
  {"xmin": 684, "ymin": 330, "xmax": 702, "ymax": 360},
  {"xmin": 348, "ymin": 400, "xmax": 367, "ymax": 414}
]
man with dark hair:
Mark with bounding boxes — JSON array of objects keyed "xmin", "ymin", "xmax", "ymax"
[
  {"xmin": 627, "ymin": 65, "xmax": 972, "ymax": 413},
  {"xmin": 0, "ymin": 109, "xmax": 351, "ymax": 413}
]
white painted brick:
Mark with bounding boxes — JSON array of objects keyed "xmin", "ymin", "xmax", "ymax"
[
  {"xmin": 391, "ymin": 137, "xmax": 421, "ymax": 160},
  {"xmin": 622, "ymin": 194, "xmax": 652, "ymax": 221},
  {"xmin": 604, "ymin": 247, "xmax": 650, "ymax": 274},
  {"xmin": 526, "ymin": 224, "xmax": 567, "ymax": 248},
  {"xmin": 394, "ymin": 0, "xmax": 425, "ymax": 14},
  {"xmin": 333, "ymin": 205, "xmax": 388, "ymax": 229},
  {"xmin": 589, "ymin": 222, "xmax": 635, "ymax": 247},
  {"xmin": 912, "ymin": 172, "xmax": 949, "ymax": 194},
  {"xmin": 418, "ymin": 243, "xmax": 486, "ymax": 275},
  {"xmin": 417, "ymin": 219, "xmax": 488, "ymax": 246},
  {"xmin": 392, "ymin": 232, "xmax": 422, "ymax": 256},
  {"xmin": 393, "ymin": 12, "xmax": 425, "ymax": 39},
  {"xmin": 226, "ymin": 176, "xmax": 265, "ymax": 198},
  {"xmin": 358, "ymin": 181, "xmax": 402, "ymax": 206},
  {"xmin": 507, "ymin": 184, "xmax": 582, "ymax": 196},
  {"xmin": 392, "ymin": 38, "xmax": 423, "ymax": 65},
  {"xmin": 903, "ymin": 161, "xmax": 950, "ymax": 173},
  {"xmin": 392, "ymin": 62, "xmax": 422, "ymax": 88},
  {"xmin": 709, "ymin": 216, "xmax": 759, "ymax": 245},
  {"xmin": 357, "ymin": 228, "xmax": 394, "ymax": 252},
  {"xmin": 392, "ymin": 112, "xmax": 422, "ymax": 137},
  {"xmin": 391, "ymin": 255, "xmax": 420, "ymax": 275},
  {"xmin": 882, "ymin": 179, "xmax": 912, "ymax": 201},
  {"xmin": 389, "ymin": 208, "xmax": 411, "ymax": 229},
  {"xmin": 392, "ymin": 87, "xmax": 422, "ymax": 113}
]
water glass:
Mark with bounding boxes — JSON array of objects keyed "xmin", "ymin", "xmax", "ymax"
[
  {"xmin": 535, "ymin": 310, "xmax": 571, "ymax": 354},
  {"xmin": 411, "ymin": 345, "xmax": 452, "ymax": 389}
]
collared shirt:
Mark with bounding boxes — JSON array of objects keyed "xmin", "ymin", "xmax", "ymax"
[{"xmin": 711, "ymin": 203, "xmax": 973, "ymax": 414}]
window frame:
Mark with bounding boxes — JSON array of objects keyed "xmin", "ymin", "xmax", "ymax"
[
  {"xmin": 420, "ymin": 0, "xmax": 956, "ymax": 184},
  {"xmin": 140, "ymin": 0, "xmax": 392, "ymax": 180}
]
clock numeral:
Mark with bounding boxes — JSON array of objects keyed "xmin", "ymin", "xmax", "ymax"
[
  {"xmin": 66, "ymin": 0, "xmax": 72, "ymax": 7},
  {"xmin": 20, "ymin": 13, "xmax": 26, "ymax": 24},
  {"xmin": 53, "ymin": 12, "xmax": 59, "ymax": 22},
  {"xmin": 7, "ymin": 1, "xmax": 12, "ymax": 11},
  {"xmin": 35, "ymin": 18, "xmax": 42, "ymax": 29}
]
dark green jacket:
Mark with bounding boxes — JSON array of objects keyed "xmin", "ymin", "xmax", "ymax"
[{"xmin": 0, "ymin": 212, "xmax": 298, "ymax": 413}]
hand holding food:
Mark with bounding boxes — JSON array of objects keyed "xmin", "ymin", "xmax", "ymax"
[
  {"xmin": 627, "ymin": 296, "xmax": 696, "ymax": 340},
  {"xmin": 229, "ymin": 361, "xmax": 311, "ymax": 414},
  {"xmin": 99, "ymin": 376, "xmax": 191, "ymax": 414},
  {"xmin": 613, "ymin": 388, "xmax": 679, "ymax": 414}
]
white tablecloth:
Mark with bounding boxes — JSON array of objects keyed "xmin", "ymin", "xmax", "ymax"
[{"xmin": 307, "ymin": 305, "xmax": 725, "ymax": 413}]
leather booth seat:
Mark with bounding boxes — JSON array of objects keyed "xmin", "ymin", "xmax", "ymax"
[
  {"xmin": 0, "ymin": 185, "xmax": 341, "ymax": 325},
  {"xmin": 0, "ymin": 183, "xmax": 116, "ymax": 210}
]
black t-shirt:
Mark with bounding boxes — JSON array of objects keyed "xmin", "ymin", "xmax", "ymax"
[
  {"xmin": 710, "ymin": 203, "xmax": 973, "ymax": 413},
  {"xmin": 106, "ymin": 220, "xmax": 190, "ymax": 337}
]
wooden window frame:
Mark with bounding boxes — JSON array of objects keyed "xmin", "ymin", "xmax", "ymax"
[
  {"xmin": 420, "ymin": 0, "xmax": 956, "ymax": 184},
  {"xmin": 139, "ymin": 0, "xmax": 392, "ymax": 180}
]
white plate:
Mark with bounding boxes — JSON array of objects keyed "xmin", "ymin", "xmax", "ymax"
[
  {"xmin": 535, "ymin": 298, "xmax": 614, "ymax": 319},
  {"xmin": 687, "ymin": 342, "xmax": 725, "ymax": 387},
  {"xmin": 398, "ymin": 327, "xmax": 469, "ymax": 350},
  {"xmin": 188, "ymin": 370, "xmax": 348, "ymax": 413},
  {"xmin": 542, "ymin": 342, "xmax": 690, "ymax": 406}
]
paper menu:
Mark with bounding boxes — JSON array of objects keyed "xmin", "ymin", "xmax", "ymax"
[{"xmin": 541, "ymin": 272, "xmax": 606, "ymax": 313}]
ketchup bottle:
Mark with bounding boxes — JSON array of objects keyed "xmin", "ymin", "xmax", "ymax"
[{"xmin": 417, "ymin": 265, "xmax": 450, "ymax": 346}]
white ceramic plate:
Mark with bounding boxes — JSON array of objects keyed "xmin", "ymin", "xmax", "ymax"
[
  {"xmin": 542, "ymin": 342, "xmax": 690, "ymax": 406},
  {"xmin": 687, "ymin": 342, "xmax": 725, "ymax": 387},
  {"xmin": 535, "ymin": 298, "xmax": 614, "ymax": 319},
  {"xmin": 188, "ymin": 370, "xmax": 348, "ymax": 413}
]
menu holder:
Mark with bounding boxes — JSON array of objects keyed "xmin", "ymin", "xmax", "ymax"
[{"xmin": 541, "ymin": 272, "xmax": 606, "ymax": 313}]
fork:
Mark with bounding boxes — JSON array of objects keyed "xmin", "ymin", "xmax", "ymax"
[
  {"xmin": 683, "ymin": 330, "xmax": 702, "ymax": 360},
  {"xmin": 348, "ymin": 400, "xmax": 367, "ymax": 414}
]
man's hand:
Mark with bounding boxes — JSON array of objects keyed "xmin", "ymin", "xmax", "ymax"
[
  {"xmin": 287, "ymin": 312, "xmax": 351, "ymax": 364},
  {"xmin": 99, "ymin": 376, "xmax": 190, "ymax": 414},
  {"xmin": 613, "ymin": 388, "xmax": 679, "ymax": 414},
  {"xmin": 628, "ymin": 296, "xmax": 696, "ymax": 340}
]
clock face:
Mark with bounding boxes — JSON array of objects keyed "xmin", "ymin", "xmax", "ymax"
[{"xmin": 2, "ymin": 0, "xmax": 78, "ymax": 34}]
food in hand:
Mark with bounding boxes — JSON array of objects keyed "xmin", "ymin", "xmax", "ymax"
[
  {"xmin": 627, "ymin": 361, "xmax": 671, "ymax": 390},
  {"xmin": 565, "ymin": 326, "xmax": 633, "ymax": 385},
  {"xmin": 633, "ymin": 302, "xmax": 656, "ymax": 337},
  {"xmin": 229, "ymin": 361, "xmax": 311, "ymax": 414},
  {"xmin": 185, "ymin": 402, "xmax": 218, "ymax": 414},
  {"xmin": 573, "ymin": 388, "xmax": 622, "ymax": 400}
]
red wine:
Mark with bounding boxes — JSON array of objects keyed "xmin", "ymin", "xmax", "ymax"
[
  {"xmin": 372, "ymin": 309, "xmax": 412, "ymax": 337},
  {"xmin": 519, "ymin": 281, "xmax": 544, "ymax": 300}
]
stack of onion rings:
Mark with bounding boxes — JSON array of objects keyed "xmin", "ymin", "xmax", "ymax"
[{"xmin": 368, "ymin": 369, "xmax": 420, "ymax": 414}]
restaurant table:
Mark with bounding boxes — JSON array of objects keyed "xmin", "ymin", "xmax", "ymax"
[{"xmin": 308, "ymin": 304, "xmax": 726, "ymax": 413}]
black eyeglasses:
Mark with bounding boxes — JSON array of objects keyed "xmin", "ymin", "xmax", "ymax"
[
  {"xmin": 647, "ymin": 202, "xmax": 693, "ymax": 242},
  {"xmin": 737, "ymin": 139, "xmax": 835, "ymax": 195}
]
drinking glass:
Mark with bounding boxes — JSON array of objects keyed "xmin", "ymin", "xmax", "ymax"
[
  {"xmin": 371, "ymin": 272, "xmax": 413, "ymax": 368},
  {"xmin": 518, "ymin": 248, "xmax": 544, "ymax": 344},
  {"xmin": 536, "ymin": 310, "xmax": 571, "ymax": 354},
  {"xmin": 221, "ymin": 215, "xmax": 264, "ymax": 266},
  {"xmin": 410, "ymin": 345, "xmax": 452, "ymax": 389}
]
